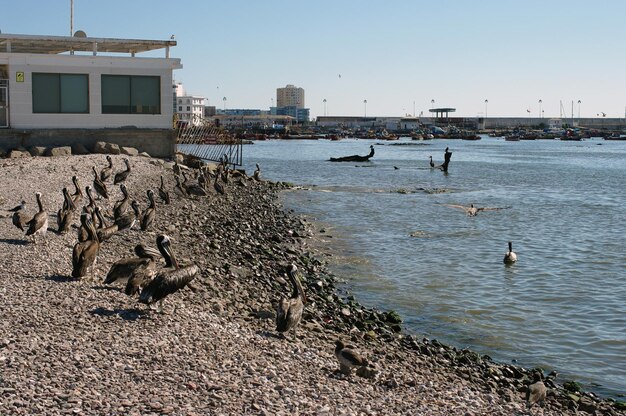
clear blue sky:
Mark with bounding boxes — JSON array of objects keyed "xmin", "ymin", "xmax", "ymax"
[{"xmin": 2, "ymin": 0, "xmax": 626, "ymax": 119}]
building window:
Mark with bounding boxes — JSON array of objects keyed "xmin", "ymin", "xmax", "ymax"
[
  {"xmin": 178, "ymin": 106, "xmax": 182, "ymax": 111},
  {"xmin": 186, "ymin": 106, "xmax": 190, "ymax": 111},
  {"xmin": 101, "ymin": 75, "xmax": 160, "ymax": 114},
  {"xmin": 32, "ymin": 73, "xmax": 89, "ymax": 113}
]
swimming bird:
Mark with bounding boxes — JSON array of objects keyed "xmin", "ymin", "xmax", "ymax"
[
  {"xmin": 104, "ymin": 243, "xmax": 162, "ymax": 287},
  {"xmin": 71, "ymin": 176, "xmax": 83, "ymax": 206},
  {"xmin": 140, "ymin": 190, "xmax": 156, "ymax": 231},
  {"xmin": 57, "ymin": 187, "xmax": 76, "ymax": 234},
  {"xmin": 504, "ymin": 241, "xmax": 518, "ymax": 265},
  {"xmin": 92, "ymin": 166, "xmax": 109, "ymax": 199},
  {"xmin": 100, "ymin": 155, "xmax": 114, "ymax": 182},
  {"xmin": 526, "ymin": 371, "xmax": 547, "ymax": 409},
  {"xmin": 114, "ymin": 158, "xmax": 131, "ymax": 184},
  {"xmin": 276, "ymin": 264, "xmax": 307, "ymax": 337},
  {"xmin": 115, "ymin": 200, "xmax": 141, "ymax": 231},
  {"xmin": 334, "ymin": 340, "xmax": 368, "ymax": 375},
  {"xmin": 72, "ymin": 213, "xmax": 100, "ymax": 279},
  {"xmin": 113, "ymin": 184, "xmax": 130, "ymax": 219},
  {"xmin": 252, "ymin": 163, "xmax": 261, "ymax": 182},
  {"xmin": 443, "ymin": 203, "xmax": 510, "ymax": 217},
  {"xmin": 429, "ymin": 155, "xmax": 435, "ymax": 168},
  {"xmin": 158, "ymin": 175, "xmax": 171, "ymax": 204},
  {"xmin": 138, "ymin": 234, "xmax": 199, "ymax": 313},
  {"xmin": 25, "ymin": 192, "xmax": 48, "ymax": 243},
  {"xmin": 10, "ymin": 200, "xmax": 28, "ymax": 232}
]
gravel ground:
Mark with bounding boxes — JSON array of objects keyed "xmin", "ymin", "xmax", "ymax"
[{"xmin": 0, "ymin": 154, "xmax": 622, "ymax": 415}]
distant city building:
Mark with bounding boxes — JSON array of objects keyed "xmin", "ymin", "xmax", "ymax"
[
  {"xmin": 276, "ymin": 84, "xmax": 305, "ymax": 108},
  {"xmin": 204, "ymin": 106, "xmax": 216, "ymax": 117},
  {"xmin": 275, "ymin": 106, "xmax": 310, "ymax": 123},
  {"xmin": 174, "ymin": 83, "xmax": 205, "ymax": 126}
]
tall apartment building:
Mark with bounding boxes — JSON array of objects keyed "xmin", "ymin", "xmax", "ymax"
[
  {"xmin": 174, "ymin": 83, "xmax": 205, "ymax": 126},
  {"xmin": 276, "ymin": 84, "xmax": 305, "ymax": 108}
]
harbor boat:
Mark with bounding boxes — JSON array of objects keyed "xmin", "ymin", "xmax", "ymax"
[
  {"xmin": 605, "ymin": 133, "xmax": 626, "ymax": 140},
  {"xmin": 505, "ymin": 135, "xmax": 520, "ymax": 141}
]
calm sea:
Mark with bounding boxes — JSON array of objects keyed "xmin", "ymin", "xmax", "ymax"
[{"xmin": 238, "ymin": 136, "xmax": 625, "ymax": 397}]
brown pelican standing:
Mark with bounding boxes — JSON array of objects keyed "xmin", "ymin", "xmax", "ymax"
[
  {"xmin": 173, "ymin": 161, "xmax": 181, "ymax": 177},
  {"xmin": 100, "ymin": 155, "xmax": 114, "ymax": 182},
  {"xmin": 115, "ymin": 200, "xmax": 140, "ymax": 231},
  {"xmin": 9, "ymin": 200, "xmax": 28, "ymax": 232},
  {"xmin": 173, "ymin": 175, "xmax": 187, "ymax": 197},
  {"xmin": 158, "ymin": 175, "xmax": 171, "ymax": 204},
  {"xmin": 25, "ymin": 192, "xmax": 48, "ymax": 243},
  {"xmin": 72, "ymin": 213, "xmax": 100, "ymax": 279},
  {"xmin": 334, "ymin": 340, "xmax": 368, "ymax": 375},
  {"xmin": 275, "ymin": 264, "xmax": 306, "ymax": 337},
  {"xmin": 182, "ymin": 172, "xmax": 208, "ymax": 196},
  {"xmin": 213, "ymin": 175, "xmax": 225, "ymax": 196},
  {"xmin": 71, "ymin": 176, "xmax": 83, "ymax": 206},
  {"xmin": 113, "ymin": 184, "xmax": 130, "ymax": 219},
  {"xmin": 92, "ymin": 166, "xmax": 109, "ymax": 199},
  {"xmin": 85, "ymin": 185, "xmax": 97, "ymax": 211},
  {"xmin": 138, "ymin": 235, "xmax": 199, "ymax": 313},
  {"xmin": 104, "ymin": 243, "xmax": 162, "ymax": 287},
  {"xmin": 114, "ymin": 158, "xmax": 131, "ymax": 184},
  {"xmin": 140, "ymin": 190, "xmax": 156, "ymax": 231},
  {"xmin": 253, "ymin": 163, "xmax": 261, "ymax": 182},
  {"xmin": 503, "ymin": 241, "xmax": 518, "ymax": 265},
  {"xmin": 526, "ymin": 371, "xmax": 547, "ymax": 409},
  {"xmin": 57, "ymin": 187, "xmax": 76, "ymax": 234}
]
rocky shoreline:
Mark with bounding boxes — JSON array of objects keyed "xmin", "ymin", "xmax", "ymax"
[{"xmin": 0, "ymin": 153, "xmax": 623, "ymax": 415}]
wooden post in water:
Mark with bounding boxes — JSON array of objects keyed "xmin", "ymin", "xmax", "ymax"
[{"xmin": 441, "ymin": 147, "xmax": 452, "ymax": 173}]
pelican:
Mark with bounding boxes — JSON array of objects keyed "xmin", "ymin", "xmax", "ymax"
[
  {"xmin": 104, "ymin": 243, "xmax": 161, "ymax": 287},
  {"xmin": 10, "ymin": 200, "xmax": 27, "ymax": 232},
  {"xmin": 173, "ymin": 175, "xmax": 187, "ymax": 197},
  {"xmin": 25, "ymin": 192, "xmax": 48, "ymax": 243},
  {"xmin": 504, "ymin": 241, "xmax": 518, "ymax": 265},
  {"xmin": 72, "ymin": 213, "xmax": 100, "ymax": 279},
  {"xmin": 213, "ymin": 175, "xmax": 225, "ymax": 196},
  {"xmin": 85, "ymin": 186, "xmax": 97, "ymax": 211},
  {"xmin": 158, "ymin": 175, "xmax": 171, "ymax": 204},
  {"xmin": 526, "ymin": 372, "xmax": 547, "ymax": 409},
  {"xmin": 443, "ymin": 203, "xmax": 510, "ymax": 217},
  {"xmin": 253, "ymin": 163, "xmax": 261, "ymax": 182},
  {"xmin": 173, "ymin": 161, "xmax": 181, "ymax": 176},
  {"xmin": 78, "ymin": 206, "xmax": 93, "ymax": 242},
  {"xmin": 113, "ymin": 184, "xmax": 130, "ymax": 219},
  {"xmin": 57, "ymin": 187, "xmax": 76, "ymax": 234},
  {"xmin": 92, "ymin": 166, "xmax": 109, "ymax": 199},
  {"xmin": 335, "ymin": 340, "xmax": 368, "ymax": 375},
  {"xmin": 114, "ymin": 158, "xmax": 131, "ymax": 184},
  {"xmin": 138, "ymin": 234, "xmax": 199, "ymax": 313},
  {"xmin": 276, "ymin": 264, "xmax": 306, "ymax": 337},
  {"xmin": 140, "ymin": 190, "xmax": 156, "ymax": 231},
  {"xmin": 429, "ymin": 155, "xmax": 435, "ymax": 168},
  {"xmin": 182, "ymin": 171, "xmax": 207, "ymax": 196},
  {"xmin": 71, "ymin": 176, "xmax": 83, "ymax": 206},
  {"xmin": 115, "ymin": 200, "xmax": 140, "ymax": 231},
  {"xmin": 100, "ymin": 155, "xmax": 114, "ymax": 182}
]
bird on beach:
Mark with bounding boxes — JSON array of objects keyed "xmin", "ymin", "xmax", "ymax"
[
  {"xmin": 25, "ymin": 192, "xmax": 48, "ymax": 243},
  {"xmin": 526, "ymin": 371, "xmax": 547, "ymax": 409},
  {"xmin": 252, "ymin": 163, "xmax": 261, "ymax": 182},
  {"xmin": 115, "ymin": 200, "xmax": 141, "ymax": 232},
  {"xmin": 275, "ymin": 264, "xmax": 307, "ymax": 337},
  {"xmin": 140, "ymin": 190, "xmax": 156, "ymax": 231},
  {"xmin": 57, "ymin": 187, "xmax": 76, "ymax": 234},
  {"xmin": 100, "ymin": 155, "xmax": 114, "ymax": 182},
  {"xmin": 503, "ymin": 241, "xmax": 518, "ymax": 265},
  {"xmin": 9, "ymin": 200, "xmax": 28, "ymax": 232},
  {"xmin": 113, "ymin": 184, "xmax": 131, "ymax": 220},
  {"xmin": 138, "ymin": 234, "xmax": 199, "ymax": 313},
  {"xmin": 72, "ymin": 213, "xmax": 100, "ymax": 279},
  {"xmin": 213, "ymin": 174, "xmax": 225, "ymax": 196},
  {"xmin": 92, "ymin": 166, "xmax": 109, "ymax": 199},
  {"xmin": 104, "ymin": 243, "xmax": 162, "ymax": 288},
  {"xmin": 71, "ymin": 176, "xmax": 83, "ymax": 206},
  {"xmin": 158, "ymin": 175, "xmax": 171, "ymax": 204},
  {"xmin": 334, "ymin": 340, "xmax": 368, "ymax": 375},
  {"xmin": 443, "ymin": 203, "xmax": 510, "ymax": 217},
  {"xmin": 114, "ymin": 158, "xmax": 131, "ymax": 184}
]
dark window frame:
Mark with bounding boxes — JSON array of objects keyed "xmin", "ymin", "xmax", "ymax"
[
  {"xmin": 101, "ymin": 75, "xmax": 161, "ymax": 115},
  {"xmin": 32, "ymin": 72, "xmax": 90, "ymax": 114}
]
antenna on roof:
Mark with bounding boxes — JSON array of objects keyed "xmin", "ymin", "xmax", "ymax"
[{"xmin": 70, "ymin": 0, "xmax": 74, "ymax": 36}]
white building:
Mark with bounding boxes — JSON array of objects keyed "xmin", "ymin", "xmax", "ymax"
[
  {"xmin": 174, "ymin": 83, "xmax": 205, "ymax": 126},
  {"xmin": 0, "ymin": 33, "xmax": 182, "ymax": 157}
]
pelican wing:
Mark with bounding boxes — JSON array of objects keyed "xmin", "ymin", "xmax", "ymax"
[
  {"xmin": 275, "ymin": 297, "xmax": 303, "ymax": 333},
  {"xmin": 478, "ymin": 206, "xmax": 511, "ymax": 212},
  {"xmin": 442, "ymin": 204, "xmax": 468, "ymax": 211},
  {"xmin": 104, "ymin": 257, "xmax": 152, "ymax": 285},
  {"xmin": 139, "ymin": 265, "xmax": 199, "ymax": 304}
]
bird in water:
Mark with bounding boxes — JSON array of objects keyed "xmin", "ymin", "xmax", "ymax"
[
  {"xmin": 92, "ymin": 165, "xmax": 109, "ymax": 199},
  {"xmin": 113, "ymin": 183, "xmax": 131, "ymax": 220},
  {"xmin": 71, "ymin": 176, "xmax": 83, "ymax": 206},
  {"xmin": 138, "ymin": 234, "xmax": 199, "ymax": 313},
  {"xmin": 503, "ymin": 241, "xmax": 518, "ymax": 265},
  {"xmin": 252, "ymin": 163, "xmax": 261, "ymax": 182},
  {"xmin": 114, "ymin": 158, "xmax": 131, "ymax": 184},
  {"xmin": 158, "ymin": 175, "xmax": 171, "ymax": 204},
  {"xmin": 57, "ymin": 187, "xmax": 77, "ymax": 234},
  {"xmin": 104, "ymin": 243, "xmax": 162, "ymax": 289},
  {"xmin": 140, "ymin": 190, "xmax": 156, "ymax": 231},
  {"xmin": 525, "ymin": 371, "xmax": 547, "ymax": 409},
  {"xmin": 25, "ymin": 192, "xmax": 48, "ymax": 243},
  {"xmin": 429, "ymin": 155, "xmax": 435, "ymax": 168},
  {"xmin": 443, "ymin": 203, "xmax": 510, "ymax": 217},
  {"xmin": 9, "ymin": 200, "xmax": 28, "ymax": 232},
  {"xmin": 72, "ymin": 213, "xmax": 100, "ymax": 279},
  {"xmin": 334, "ymin": 340, "xmax": 368, "ymax": 375},
  {"xmin": 100, "ymin": 155, "xmax": 114, "ymax": 182},
  {"xmin": 275, "ymin": 264, "xmax": 307, "ymax": 338}
]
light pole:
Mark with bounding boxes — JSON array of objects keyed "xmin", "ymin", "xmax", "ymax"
[
  {"xmin": 323, "ymin": 98, "xmax": 327, "ymax": 116},
  {"xmin": 431, "ymin": 99, "xmax": 435, "ymax": 120},
  {"xmin": 363, "ymin": 99, "xmax": 367, "ymax": 117},
  {"xmin": 577, "ymin": 100, "xmax": 581, "ymax": 120},
  {"xmin": 538, "ymin": 99, "xmax": 542, "ymax": 119},
  {"xmin": 222, "ymin": 96, "xmax": 227, "ymax": 111},
  {"xmin": 484, "ymin": 99, "xmax": 488, "ymax": 118}
]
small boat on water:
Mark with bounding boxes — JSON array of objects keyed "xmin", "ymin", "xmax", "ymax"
[
  {"xmin": 505, "ymin": 135, "xmax": 520, "ymax": 141},
  {"xmin": 605, "ymin": 133, "xmax": 626, "ymax": 140}
]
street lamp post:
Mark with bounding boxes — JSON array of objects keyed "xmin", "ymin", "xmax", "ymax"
[
  {"xmin": 413, "ymin": 101, "xmax": 416, "ymax": 117},
  {"xmin": 323, "ymin": 98, "xmax": 327, "ymax": 116},
  {"xmin": 484, "ymin": 99, "xmax": 488, "ymax": 118},
  {"xmin": 223, "ymin": 96, "xmax": 227, "ymax": 111},
  {"xmin": 363, "ymin": 99, "xmax": 367, "ymax": 117},
  {"xmin": 538, "ymin": 99, "xmax": 542, "ymax": 119},
  {"xmin": 577, "ymin": 100, "xmax": 581, "ymax": 120},
  {"xmin": 431, "ymin": 99, "xmax": 435, "ymax": 120}
]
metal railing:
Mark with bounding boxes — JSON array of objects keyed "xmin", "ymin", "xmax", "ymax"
[{"xmin": 175, "ymin": 115, "xmax": 243, "ymax": 166}]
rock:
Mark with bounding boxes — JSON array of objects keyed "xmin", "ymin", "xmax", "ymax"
[
  {"xmin": 72, "ymin": 143, "xmax": 90, "ymax": 155},
  {"xmin": 138, "ymin": 152, "xmax": 151, "ymax": 158},
  {"xmin": 578, "ymin": 397, "xmax": 597, "ymax": 414},
  {"xmin": 0, "ymin": 148, "xmax": 6, "ymax": 158},
  {"xmin": 8, "ymin": 149, "xmax": 30, "ymax": 158},
  {"xmin": 47, "ymin": 146, "xmax": 72, "ymax": 157},
  {"xmin": 121, "ymin": 146, "xmax": 139, "ymax": 157},
  {"xmin": 104, "ymin": 142, "xmax": 121, "ymax": 155},
  {"xmin": 93, "ymin": 141, "xmax": 108, "ymax": 154},
  {"xmin": 29, "ymin": 146, "xmax": 47, "ymax": 157}
]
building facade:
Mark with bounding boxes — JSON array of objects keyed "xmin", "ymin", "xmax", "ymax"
[
  {"xmin": 174, "ymin": 83, "xmax": 205, "ymax": 126},
  {"xmin": 276, "ymin": 84, "xmax": 304, "ymax": 108}
]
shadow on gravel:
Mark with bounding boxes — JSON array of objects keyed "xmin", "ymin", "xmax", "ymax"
[
  {"xmin": 45, "ymin": 274, "xmax": 80, "ymax": 283},
  {"xmin": 89, "ymin": 306, "xmax": 146, "ymax": 321},
  {"xmin": 0, "ymin": 238, "xmax": 28, "ymax": 246},
  {"xmin": 91, "ymin": 285, "xmax": 122, "ymax": 292},
  {"xmin": 255, "ymin": 330, "xmax": 286, "ymax": 340}
]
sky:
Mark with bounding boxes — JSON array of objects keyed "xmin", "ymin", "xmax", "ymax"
[{"xmin": 2, "ymin": 0, "xmax": 626, "ymax": 119}]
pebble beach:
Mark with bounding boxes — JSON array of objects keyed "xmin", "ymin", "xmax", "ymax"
[{"xmin": 0, "ymin": 153, "xmax": 623, "ymax": 415}]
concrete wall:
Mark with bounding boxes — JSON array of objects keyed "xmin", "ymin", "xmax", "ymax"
[
  {"xmin": 0, "ymin": 128, "xmax": 175, "ymax": 158},
  {"xmin": 0, "ymin": 53, "xmax": 181, "ymax": 129},
  {"xmin": 484, "ymin": 117, "xmax": 626, "ymax": 130}
]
